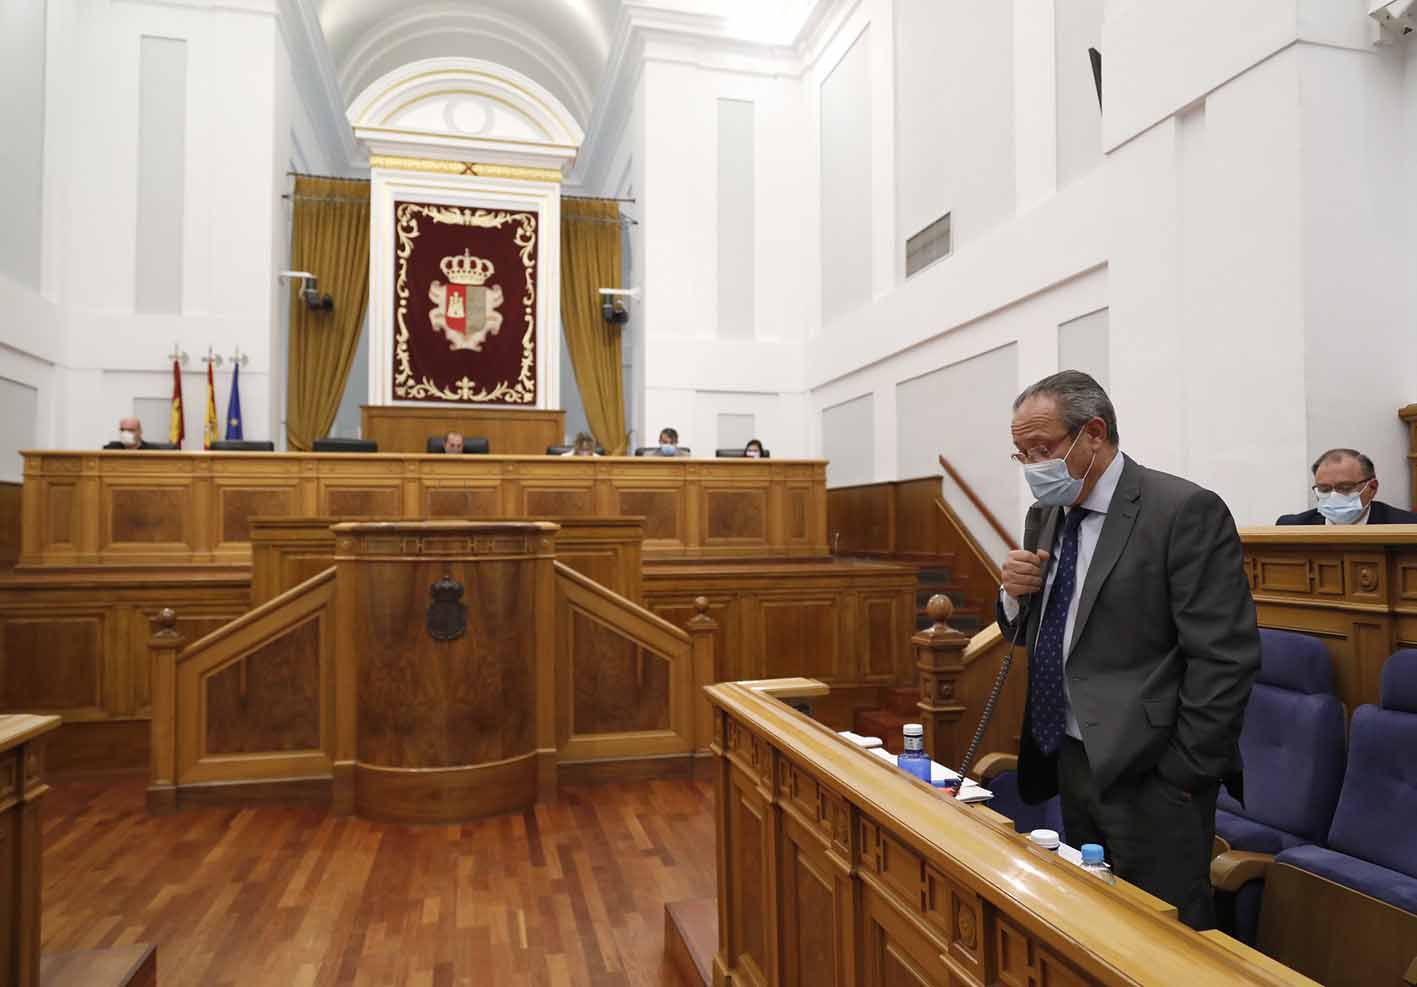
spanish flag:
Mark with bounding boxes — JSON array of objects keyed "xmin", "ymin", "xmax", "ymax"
[
  {"xmin": 203, "ymin": 362, "xmax": 218, "ymax": 450},
  {"xmin": 169, "ymin": 360, "xmax": 184, "ymax": 448}
]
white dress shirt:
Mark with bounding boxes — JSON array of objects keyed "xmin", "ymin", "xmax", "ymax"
[{"xmin": 1002, "ymin": 450, "xmax": 1128, "ymax": 740}]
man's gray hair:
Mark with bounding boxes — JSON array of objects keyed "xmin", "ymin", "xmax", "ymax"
[
  {"xmin": 1013, "ymin": 370, "xmax": 1119, "ymax": 445},
  {"xmin": 1311, "ymin": 448, "xmax": 1375, "ymax": 479}
]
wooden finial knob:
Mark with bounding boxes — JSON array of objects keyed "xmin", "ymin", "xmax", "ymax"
[
  {"xmin": 927, "ymin": 594, "xmax": 953, "ymax": 627},
  {"xmin": 154, "ymin": 608, "xmax": 178, "ymax": 637},
  {"xmin": 694, "ymin": 596, "xmax": 710, "ymax": 616}
]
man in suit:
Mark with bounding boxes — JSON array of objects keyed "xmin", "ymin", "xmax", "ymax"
[
  {"xmin": 103, "ymin": 417, "xmax": 158, "ymax": 450},
  {"xmin": 1275, "ymin": 448, "xmax": 1417, "ymax": 525},
  {"xmin": 998, "ymin": 370, "xmax": 1260, "ymax": 929}
]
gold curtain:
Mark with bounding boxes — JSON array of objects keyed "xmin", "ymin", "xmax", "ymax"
[
  {"xmin": 560, "ymin": 198, "xmax": 627, "ymax": 454},
  {"xmin": 286, "ymin": 176, "xmax": 371, "ymax": 451}
]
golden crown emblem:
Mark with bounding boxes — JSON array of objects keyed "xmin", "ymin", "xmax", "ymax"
[{"xmin": 440, "ymin": 250, "xmax": 495, "ymax": 286}]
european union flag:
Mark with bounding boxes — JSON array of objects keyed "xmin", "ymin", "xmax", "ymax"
[{"xmin": 225, "ymin": 363, "xmax": 244, "ymax": 440}]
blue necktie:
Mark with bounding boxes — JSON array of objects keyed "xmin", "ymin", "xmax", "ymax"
[{"xmin": 1030, "ymin": 507, "xmax": 1089, "ymax": 755}]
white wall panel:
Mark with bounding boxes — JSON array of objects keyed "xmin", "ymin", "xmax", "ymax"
[
  {"xmin": 135, "ymin": 36, "xmax": 188, "ymax": 314},
  {"xmin": 1057, "ymin": 308, "xmax": 1109, "ymax": 388},
  {"xmin": 822, "ymin": 392, "xmax": 874, "ymax": 487},
  {"xmin": 0, "ymin": 0, "xmax": 47, "ymax": 291},
  {"xmin": 820, "ymin": 28, "xmax": 873, "ymax": 323},
  {"xmin": 717, "ymin": 98, "xmax": 755, "ymax": 340}
]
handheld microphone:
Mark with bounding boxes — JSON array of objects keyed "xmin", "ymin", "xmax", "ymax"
[{"xmin": 956, "ymin": 510, "xmax": 1047, "ymax": 779}]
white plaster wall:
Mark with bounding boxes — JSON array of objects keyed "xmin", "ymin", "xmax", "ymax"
[
  {"xmin": 894, "ymin": 0, "xmax": 1016, "ymax": 262},
  {"xmin": 1297, "ymin": 41, "xmax": 1414, "ymax": 510},
  {"xmin": 635, "ymin": 47, "xmax": 813, "ymax": 457},
  {"xmin": 0, "ymin": 0, "xmax": 47, "ymax": 292}
]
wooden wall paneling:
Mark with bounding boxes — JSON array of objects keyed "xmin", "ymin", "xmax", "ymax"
[
  {"xmin": 614, "ymin": 483, "xmax": 685, "ymax": 550},
  {"xmin": 360, "ymin": 405, "xmax": 565, "ymax": 455},
  {"xmin": 0, "ymin": 715, "xmax": 60, "ymax": 987}
]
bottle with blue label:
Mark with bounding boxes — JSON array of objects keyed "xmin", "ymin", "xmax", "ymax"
[
  {"xmin": 898, "ymin": 723, "xmax": 931, "ymax": 782},
  {"xmin": 1079, "ymin": 843, "xmax": 1115, "ymax": 884}
]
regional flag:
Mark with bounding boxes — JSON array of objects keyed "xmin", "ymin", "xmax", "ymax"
[
  {"xmin": 169, "ymin": 360, "xmax": 185, "ymax": 448},
  {"xmin": 224, "ymin": 363, "xmax": 244, "ymax": 441},
  {"xmin": 203, "ymin": 362, "xmax": 218, "ymax": 450}
]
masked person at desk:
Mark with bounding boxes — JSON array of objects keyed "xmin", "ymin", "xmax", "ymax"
[
  {"xmin": 1275, "ymin": 448, "xmax": 1417, "ymax": 525},
  {"xmin": 997, "ymin": 370, "xmax": 1259, "ymax": 930},
  {"xmin": 103, "ymin": 417, "xmax": 158, "ymax": 450}
]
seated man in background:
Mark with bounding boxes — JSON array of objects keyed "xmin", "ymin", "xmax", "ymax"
[
  {"xmin": 442, "ymin": 431, "xmax": 465, "ymax": 455},
  {"xmin": 1276, "ymin": 448, "xmax": 1417, "ymax": 525},
  {"xmin": 103, "ymin": 417, "xmax": 157, "ymax": 450},
  {"xmin": 561, "ymin": 432, "xmax": 598, "ymax": 457},
  {"xmin": 653, "ymin": 427, "xmax": 688, "ymax": 457}
]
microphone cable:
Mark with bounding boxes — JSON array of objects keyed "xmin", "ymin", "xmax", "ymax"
[{"xmin": 956, "ymin": 587, "xmax": 1032, "ymax": 781}]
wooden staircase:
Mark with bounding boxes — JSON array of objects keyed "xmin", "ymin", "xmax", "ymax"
[{"xmin": 852, "ymin": 685, "xmax": 920, "ymax": 754}]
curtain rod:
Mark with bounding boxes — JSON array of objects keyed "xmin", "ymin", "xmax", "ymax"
[
  {"xmin": 565, "ymin": 214, "xmax": 639, "ymax": 227},
  {"xmin": 564, "ymin": 194, "xmax": 637, "ymax": 204},
  {"xmin": 281, "ymin": 193, "xmax": 370, "ymax": 203},
  {"xmin": 286, "ymin": 170, "xmax": 368, "ymax": 182}
]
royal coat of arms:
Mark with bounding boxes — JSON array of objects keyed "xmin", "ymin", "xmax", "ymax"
[{"xmin": 428, "ymin": 249, "xmax": 504, "ymax": 352}]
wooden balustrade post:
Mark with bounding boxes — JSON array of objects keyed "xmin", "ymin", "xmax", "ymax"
[
  {"xmin": 686, "ymin": 597, "xmax": 720, "ymax": 752},
  {"xmin": 147, "ymin": 608, "xmax": 184, "ymax": 814},
  {"xmin": 914, "ymin": 594, "xmax": 970, "ymax": 768}
]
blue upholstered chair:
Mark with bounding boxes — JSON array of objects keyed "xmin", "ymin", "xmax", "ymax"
[
  {"xmin": 1211, "ymin": 629, "xmax": 1346, "ymax": 944},
  {"xmin": 1272, "ymin": 649, "xmax": 1417, "ymax": 914},
  {"xmin": 970, "ymin": 753, "xmax": 1064, "ymax": 839}
]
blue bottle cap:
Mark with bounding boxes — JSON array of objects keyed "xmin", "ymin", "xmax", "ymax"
[{"xmin": 1080, "ymin": 843, "xmax": 1105, "ymax": 865}]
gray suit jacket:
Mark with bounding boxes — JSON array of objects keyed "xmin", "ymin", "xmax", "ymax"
[{"xmin": 997, "ymin": 455, "xmax": 1260, "ymax": 804}]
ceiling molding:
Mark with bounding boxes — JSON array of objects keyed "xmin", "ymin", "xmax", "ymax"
[
  {"xmin": 337, "ymin": 6, "xmax": 596, "ymax": 123},
  {"xmin": 275, "ymin": 0, "xmax": 362, "ymax": 171}
]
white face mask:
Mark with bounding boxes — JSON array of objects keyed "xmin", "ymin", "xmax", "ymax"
[
  {"xmin": 745, "ymin": 449, "xmax": 760, "ymax": 458},
  {"xmin": 120, "ymin": 430, "xmax": 139, "ymax": 447},
  {"xmin": 1317, "ymin": 490, "xmax": 1365, "ymax": 525},
  {"xmin": 1021, "ymin": 430, "xmax": 1095, "ymax": 507}
]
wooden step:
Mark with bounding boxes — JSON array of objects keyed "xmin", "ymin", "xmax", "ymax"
[
  {"xmin": 883, "ymin": 686, "xmax": 919, "ymax": 717},
  {"xmin": 42, "ymin": 944, "xmax": 156, "ymax": 987},
  {"xmin": 664, "ymin": 898, "xmax": 716, "ymax": 987}
]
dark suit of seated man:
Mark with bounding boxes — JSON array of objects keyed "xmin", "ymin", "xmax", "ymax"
[
  {"xmin": 997, "ymin": 370, "xmax": 1260, "ymax": 931},
  {"xmin": 103, "ymin": 416, "xmax": 159, "ymax": 450},
  {"xmin": 1275, "ymin": 448, "xmax": 1417, "ymax": 525}
]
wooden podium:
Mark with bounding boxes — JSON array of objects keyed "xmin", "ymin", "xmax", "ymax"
[{"xmin": 330, "ymin": 521, "xmax": 558, "ymax": 823}]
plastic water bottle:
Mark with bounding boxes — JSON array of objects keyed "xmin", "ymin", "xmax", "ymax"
[
  {"xmin": 898, "ymin": 724, "xmax": 931, "ymax": 782},
  {"xmin": 1079, "ymin": 843, "xmax": 1115, "ymax": 884}
]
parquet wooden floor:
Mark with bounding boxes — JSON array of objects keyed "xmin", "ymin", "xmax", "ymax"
[{"xmin": 41, "ymin": 774, "xmax": 716, "ymax": 986}]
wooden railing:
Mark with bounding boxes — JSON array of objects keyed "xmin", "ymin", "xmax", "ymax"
[
  {"xmin": 938, "ymin": 454, "xmax": 1018, "ymax": 551},
  {"xmin": 553, "ymin": 562, "xmax": 717, "ymax": 761},
  {"xmin": 148, "ymin": 568, "xmax": 337, "ymax": 811},
  {"xmin": 706, "ymin": 678, "xmax": 1319, "ymax": 987}
]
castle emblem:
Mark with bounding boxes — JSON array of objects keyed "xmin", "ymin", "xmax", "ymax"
[{"xmin": 428, "ymin": 249, "xmax": 504, "ymax": 351}]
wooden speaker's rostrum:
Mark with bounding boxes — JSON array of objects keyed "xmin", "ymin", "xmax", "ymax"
[{"xmin": 331, "ymin": 521, "xmax": 558, "ymax": 822}]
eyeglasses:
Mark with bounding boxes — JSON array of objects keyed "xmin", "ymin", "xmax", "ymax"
[
  {"xmin": 1312, "ymin": 479, "xmax": 1372, "ymax": 497},
  {"xmin": 1010, "ymin": 432, "xmax": 1077, "ymax": 466}
]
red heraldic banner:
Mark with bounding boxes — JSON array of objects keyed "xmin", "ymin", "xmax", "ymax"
[{"xmin": 392, "ymin": 200, "xmax": 539, "ymax": 405}]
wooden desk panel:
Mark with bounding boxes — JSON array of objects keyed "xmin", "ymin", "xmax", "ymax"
[
  {"xmin": 361, "ymin": 405, "xmax": 565, "ymax": 455},
  {"xmin": 1241, "ymin": 525, "xmax": 1417, "ymax": 710},
  {"xmin": 19, "ymin": 452, "xmax": 828, "ymax": 566},
  {"xmin": 251, "ymin": 515, "xmax": 645, "ymax": 605},
  {"xmin": 0, "ymin": 714, "xmax": 59, "ymax": 987},
  {"xmin": 707, "ymin": 680, "xmax": 1317, "ymax": 987}
]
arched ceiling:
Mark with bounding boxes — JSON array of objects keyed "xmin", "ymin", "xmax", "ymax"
[{"xmin": 319, "ymin": 0, "xmax": 621, "ymax": 125}]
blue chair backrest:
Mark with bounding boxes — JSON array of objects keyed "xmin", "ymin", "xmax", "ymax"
[
  {"xmin": 1216, "ymin": 629, "xmax": 1345, "ymax": 843},
  {"xmin": 1324, "ymin": 649, "xmax": 1417, "ymax": 878}
]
